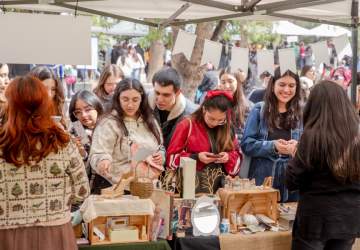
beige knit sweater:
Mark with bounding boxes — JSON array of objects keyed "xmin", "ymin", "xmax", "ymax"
[
  {"xmin": 89, "ymin": 113, "xmax": 164, "ymax": 184},
  {"xmin": 0, "ymin": 141, "xmax": 90, "ymax": 229}
]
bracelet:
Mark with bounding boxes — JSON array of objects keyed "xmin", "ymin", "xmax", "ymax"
[{"xmin": 273, "ymin": 143, "xmax": 279, "ymax": 154}]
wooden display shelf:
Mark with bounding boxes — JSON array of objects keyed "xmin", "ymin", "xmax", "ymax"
[
  {"xmin": 88, "ymin": 215, "xmax": 151, "ymax": 245},
  {"xmin": 218, "ymin": 188, "xmax": 280, "ymax": 225}
]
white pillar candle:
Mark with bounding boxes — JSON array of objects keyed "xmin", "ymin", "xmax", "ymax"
[{"xmin": 180, "ymin": 157, "xmax": 196, "ymax": 199}]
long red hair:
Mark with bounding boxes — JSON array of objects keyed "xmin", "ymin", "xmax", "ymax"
[{"xmin": 0, "ymin": 76, "xmax": 70, "ymax": 166}]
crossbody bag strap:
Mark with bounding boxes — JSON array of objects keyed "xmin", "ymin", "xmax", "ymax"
[{"xmin": 184, "ymin": 118, "xmax": 192, "ymax": 152}]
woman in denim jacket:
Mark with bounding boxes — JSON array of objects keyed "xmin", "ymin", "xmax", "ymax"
[{"xmin": 241, "ymin": 68, "xmax": 302, "ymax": 202}]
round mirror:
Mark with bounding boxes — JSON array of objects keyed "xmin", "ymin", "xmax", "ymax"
[{"xmin": 191, "ymin": 196, "xmax": 220, "ymax": 236}]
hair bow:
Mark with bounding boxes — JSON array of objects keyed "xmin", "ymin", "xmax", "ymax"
[{"xmin": 205, "ymin": 90, "xmax": 234, "ymax": 103}]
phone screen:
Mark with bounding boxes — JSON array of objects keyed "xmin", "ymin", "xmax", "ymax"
[{"xmin": 208, "ymin": 154, "xmax": 221, "ymax": 158}]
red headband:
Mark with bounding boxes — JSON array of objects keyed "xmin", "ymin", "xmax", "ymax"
[{"xmin": 205, "ymin": 90, "xmax": 234, "ymax": 103}]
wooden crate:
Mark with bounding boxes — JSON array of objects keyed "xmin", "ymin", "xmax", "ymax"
[
  {"xmin": 88, "ymin": 215, "xmax": 151, "ymax": 245},
  {"xmin": 73, "ymin": 224, "xmax": 83, "ymax": 238},
  {"xmin": 218, "ymin": 188, "xmax": 280, "ymax": 223}
]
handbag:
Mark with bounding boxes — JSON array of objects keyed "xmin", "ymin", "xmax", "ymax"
[
  {"xmin": 160, "ymin": 118, "xmax": 193, "ymax": 194},
  {"xmin": 194, "ymin": 162, "xmax": 224, "ymax": 194},
  {"xmin": 65, "ymin": 75, "xmax": 76, "ymax": 85},
  {"xmin": 197, "ymin": 128, "xmax": 225, "ymax": 194}
]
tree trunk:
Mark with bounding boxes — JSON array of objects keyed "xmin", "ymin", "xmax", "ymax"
[
  {"xmin": 239, "ymin": 21, "xmax": 249, "ymax": 48},
  {"xmin": 172, "ymin": 22, "xmax": 214, "ymax": 100},
  {"xmin": 211, "ymin": 20, "xmax": 228, "ymax": 42},
  {"xmin": 147, "ymin": 39, "xmax": 165, "ymax": 83}
]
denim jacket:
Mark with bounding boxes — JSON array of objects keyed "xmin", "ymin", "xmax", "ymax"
[{"xmin": 240, "ymin": 102, "xmax": 302, "ymax": 201}]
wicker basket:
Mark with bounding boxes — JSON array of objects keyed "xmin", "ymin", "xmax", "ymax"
[
  {"xmin": 130, "ymin": 179, "xmax": 153, "ymax": 199},
  {"xmin": 130, "ymin": 161, "xmax": 154, "ymax": 199}
]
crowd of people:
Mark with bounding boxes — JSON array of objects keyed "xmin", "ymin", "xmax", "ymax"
[
  {"xmin": 0, "ymin": 52, "xmax": 359, "ymax": 250},
  {"xmin": 110, "ymin": 41, "xmax": 145, "ymax": 81}
]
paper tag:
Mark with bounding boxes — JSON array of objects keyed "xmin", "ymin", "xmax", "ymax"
[
  {"xmin": 93, "ymin": 226, "xmax": 105, "ymax": 241},
  {"xmin": 131, "ymin": 147, "xmax": 155, "ymax": 162}
]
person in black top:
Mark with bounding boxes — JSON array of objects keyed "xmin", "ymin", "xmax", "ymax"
[
  {"xmin": 148, "ymin": 67, "xmax": 198, "ymax": 149},
  {"xmin": 286, "ymin": 80, "xmax": 360, "ymax": 250},
  {"xmin": 248, "ymin": 71, "xmax": 271, "ymax": 104}
]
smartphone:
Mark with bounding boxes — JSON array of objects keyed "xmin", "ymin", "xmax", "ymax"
[
  {"xmin": 51, "ymin": 116, "xmax": 62, "ymax": 123},
  {"xmin": 208, "ymin": 154, "xmax": 222, "ymax": 158},
  {"xmin": 72, "ymin": 121, "xmax": 90, "ymax": 145}
]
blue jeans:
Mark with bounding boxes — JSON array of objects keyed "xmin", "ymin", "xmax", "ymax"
[
  {"xmin": 249, "ymin": 158, "xmax": 298, "ymax": 202},
  {"xmin": 131, "ymin": 68, "xmax": 141, "ymax": 81}
]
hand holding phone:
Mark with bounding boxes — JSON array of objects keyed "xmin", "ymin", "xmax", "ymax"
[
  {"xmin": 214, "ymin": 152, "xmax": 229, "ymax": 164},
  {"xmin": 198, "ymin": 152, "xmax": 218, "ymax": 164}
]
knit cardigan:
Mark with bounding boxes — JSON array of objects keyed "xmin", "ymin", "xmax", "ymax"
[{"xmin": 0, "ymin": 141, "xmax": 90, "ymax": 229}]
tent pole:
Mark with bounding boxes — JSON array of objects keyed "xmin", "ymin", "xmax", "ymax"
[
  {"xmin": 170, "ymin": 0, "xmax": 343, "ymax": 26},
  {"xmin": 53, "ymin": 2, "xmax": 158, "ymax": 27},
  {"xmin": 269, "ymin": 13, "xmax": 352, "ymax": 28},
  {"xmin": 351, "ymin": 0, "xmax": 358, "ymax": 104}
]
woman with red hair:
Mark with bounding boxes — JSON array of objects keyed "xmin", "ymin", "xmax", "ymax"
[{"xmin": 0, "ymin": 76, "xmax": 89, "ymax": 250}]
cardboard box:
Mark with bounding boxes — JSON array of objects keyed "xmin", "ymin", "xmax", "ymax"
[{"xmin": 108, "ymin": 226, "xmax": 139, "ymax": 242}]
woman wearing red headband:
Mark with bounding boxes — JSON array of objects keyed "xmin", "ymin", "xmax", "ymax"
[{"xmin": 166, "ymin": 90, "xmax": 242, "ymax": 194}]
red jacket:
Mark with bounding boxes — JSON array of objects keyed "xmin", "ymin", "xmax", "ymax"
[{"xmin": 166, "ymin": 118, "xmax": 242, "ymax": 176}]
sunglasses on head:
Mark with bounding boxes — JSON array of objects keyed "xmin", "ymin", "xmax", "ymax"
[{"xmin": 333, "ymin": 75, "xmax": 344, "ymax": 81}]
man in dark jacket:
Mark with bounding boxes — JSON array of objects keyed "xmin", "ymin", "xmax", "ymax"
[{"xmin": 148, "ymin": 67, "xmax": 198, "ymax": 149}]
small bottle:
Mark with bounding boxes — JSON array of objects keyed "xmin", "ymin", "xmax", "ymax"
[
  {"xmin": 220, "ymin": 218, "xmax": 230, "ymax": 234},
  {"xmin": 233, "ymin": 176, "xmax": 241, "ymax": 191},
  {"xmin": 224, "ymin": 176, "xmax": 232, "ymax": 189},
  {"xmin": 243, "ymin": 178, "xmax": 250, "ymax": 189}
]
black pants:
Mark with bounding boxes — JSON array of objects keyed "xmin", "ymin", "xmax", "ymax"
[
  {"xmin": 91, "ymin": 174, "xmax": 112, "ymax": 194},
  {"xmin": 292, "ymin": 235, "xmax": 355, "ymax": 250},
  {"xmin": 90, "ymin": 174, "xmax": 131, "ymax": 195}
]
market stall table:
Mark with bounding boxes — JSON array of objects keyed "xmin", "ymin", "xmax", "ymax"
[
  {"xmin": 171, "ymin": 235, "xmax": 219, "ymax": 250},
  {"xmin": 79, "ymin": 240, "xmax": 171, "ymax": 250},
  {"xmin": 219, "ymin": 231, "xmax": 360, "ymax": 250},
  {"xmin": 170, "ymin": 232, "xmax": 360, "ymax": 250}
]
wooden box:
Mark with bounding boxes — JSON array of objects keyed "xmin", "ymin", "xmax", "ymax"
[
  {"xmin": 218, "ymin": 188, "xmax": 280, "ymax": 225},
  {"xmin": 88, "ymin": 215, "xmax": 151, "ymax": 245},
  {"xmin": 73, "ymin": 224, "xmax": 83, "ymax": 238},
  {"xmin": 80, "ymin": 195, "xmax": 155, "ymax": 245}
]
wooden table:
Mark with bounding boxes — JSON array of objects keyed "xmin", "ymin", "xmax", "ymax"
[
  {"xmin": 79, "ymin": 240, "xmax": 171, "ymax": 250},
  {"xmin": 219, "ymin": 231, "xmax": 360, "ymax": 250}
]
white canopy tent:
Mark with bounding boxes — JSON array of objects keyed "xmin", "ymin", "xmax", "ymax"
[
  {"xmin": 1, "ymin": 0, "xmax": 359, "ymax": 103},
  {"xmin": 1, "ymin": 0, "xmax": 355, "ymax": 27},
  {"xmin": 91, "ymin": 21, "xmax": 149, "ymax": 36},
  {"xmin": 272, "ymin": 20, "xmax": 312, "ymax": 36},
  {"xmin": 309, "ymin": 24, "xmax": 352, "ymax": 37}
]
